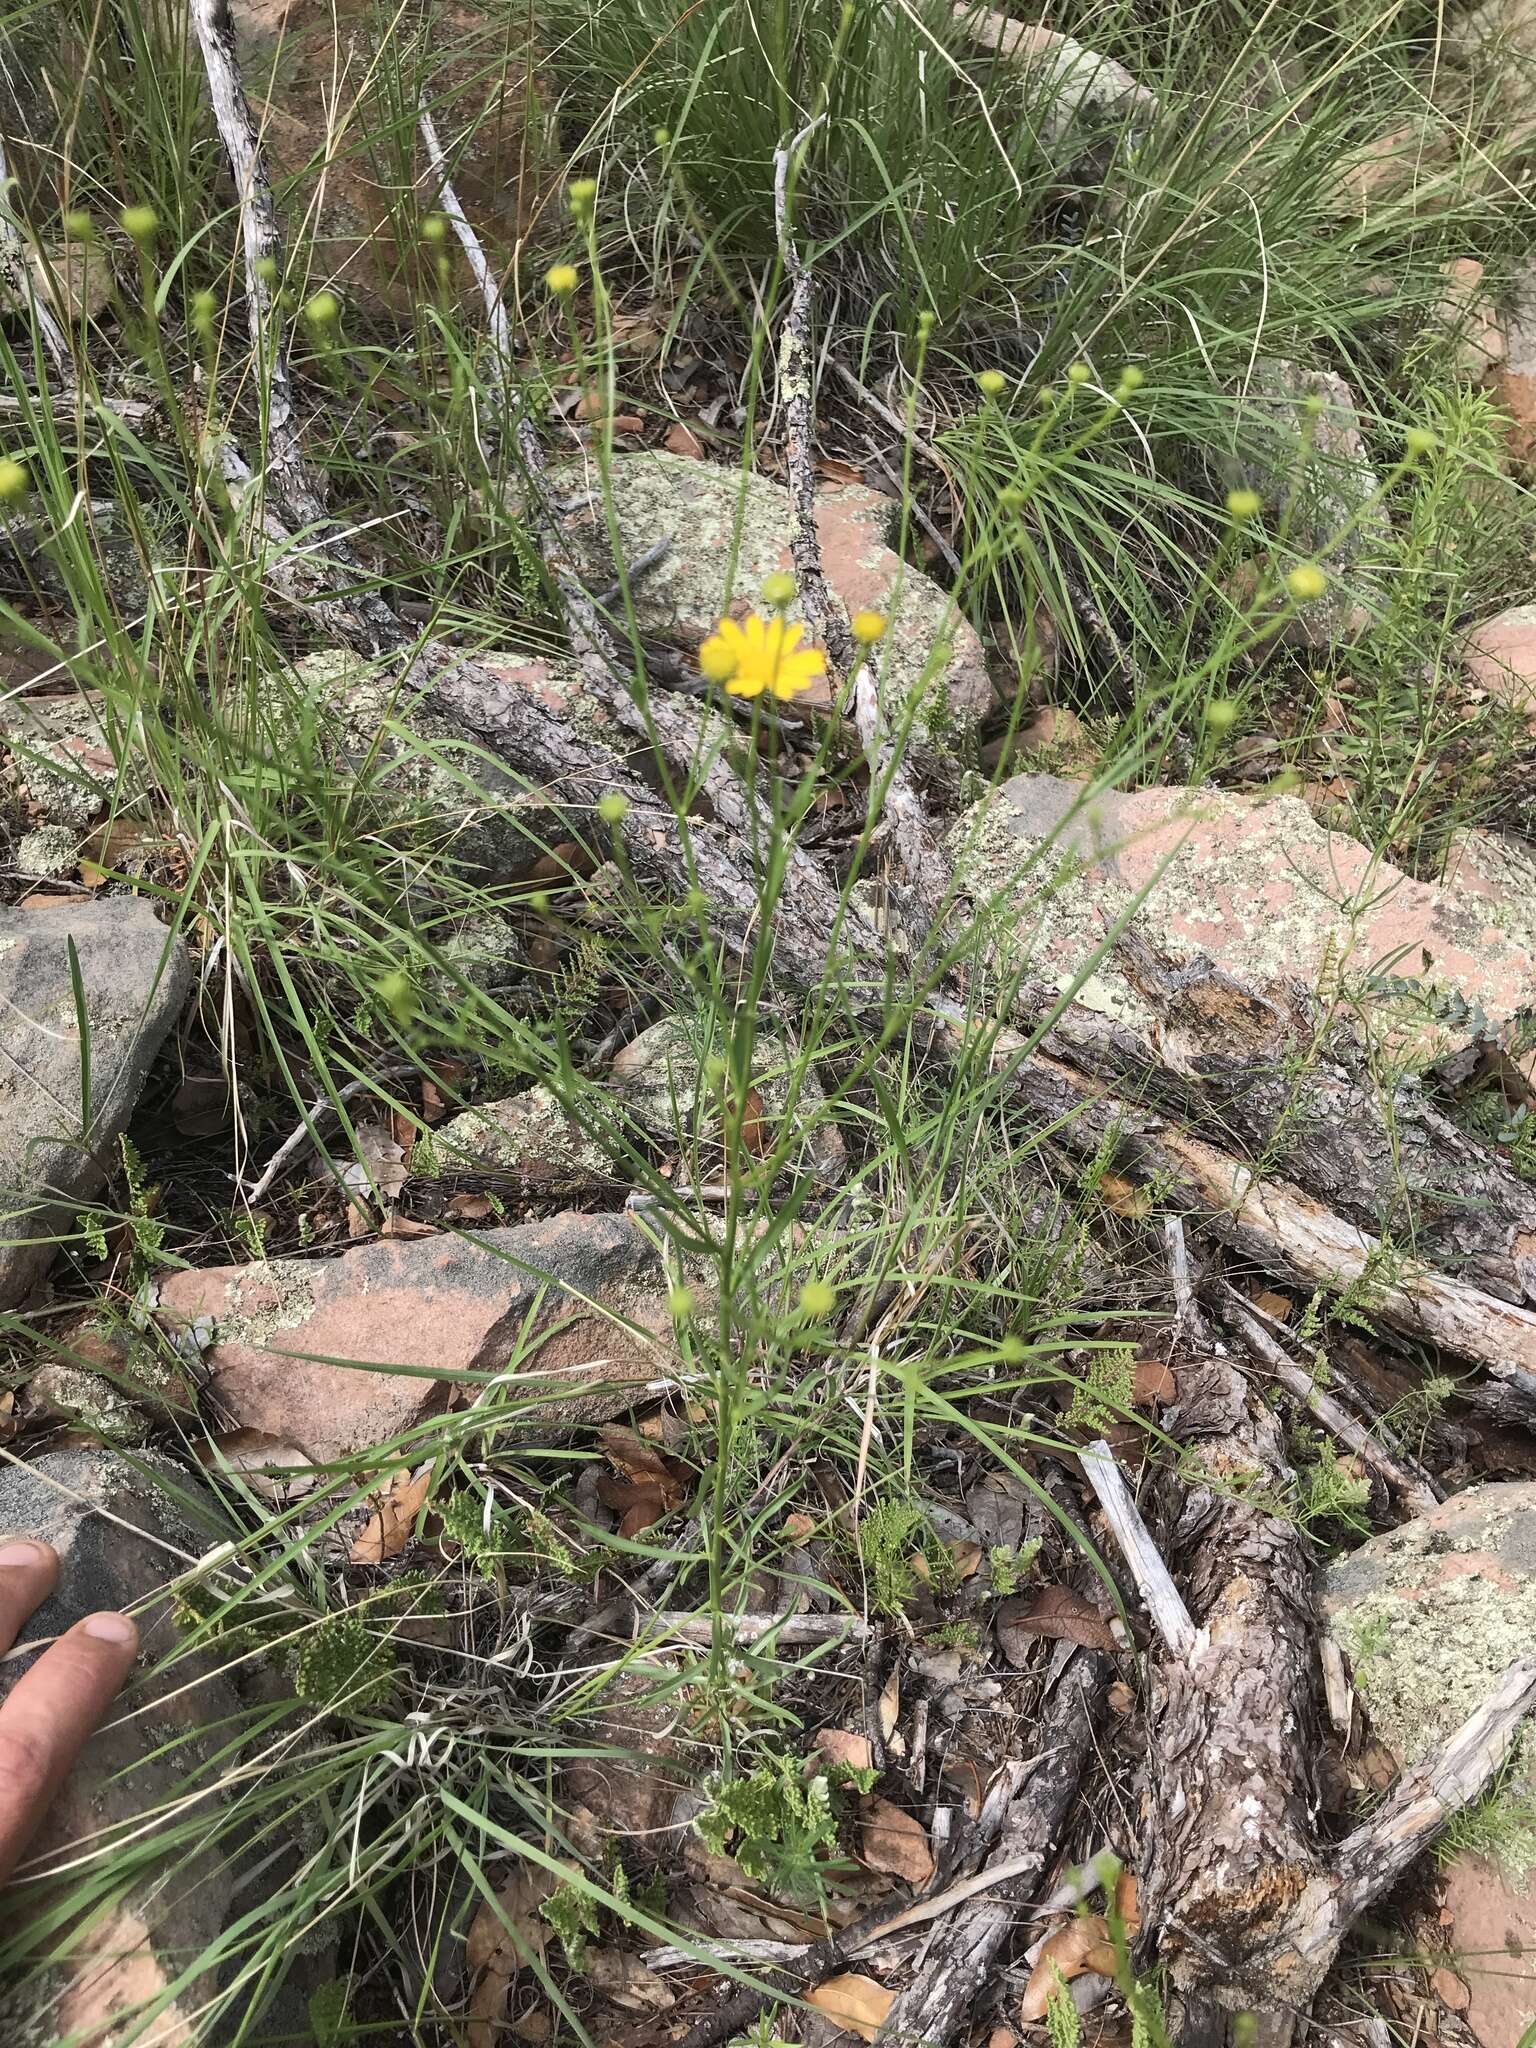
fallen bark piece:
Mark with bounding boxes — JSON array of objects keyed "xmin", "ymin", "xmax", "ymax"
[
  {"xmin": 873, "ymin": 1650, "xmax": 1105, "ymax": 2048},
  {"xmin": 1093, "ymin": 1375, "xmax": 1536, "ymax": 2034},
  {"xmin": 0, "ymin": 898, "xmax": 191, "ymax": 1309},
  {"xmin": 156, "ymin": 1211, "xmax": 680, "ymax": 1461}
]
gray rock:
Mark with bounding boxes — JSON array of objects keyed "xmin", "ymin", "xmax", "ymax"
[
  {"xmin": 1230, "ymin": 361, "xmax": 1387, "ymax": 646},
  {"xmin": 0, "ymin": 899, "xmax": 191, "ymax": 1308},
  {"xmin": 0, "ymin": 692, "xmax": 117, "ymax": 830},
  {"xmin": 0, "ymin": 1451, "xmax": 244, "ymax": 2045},
  {"xmin": 551, "ymin": 452, "xmax": 993, "ymax": 738},
  {"xmin": 1321, "ymin": 1486, "xmax": 1536, "ymax": 2048},
  {"xmin": 610, "ymin": 1017, "xmax": 846, "ymax": 1183}
]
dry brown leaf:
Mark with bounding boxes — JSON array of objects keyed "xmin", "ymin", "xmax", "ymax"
[
  {"xmin": 1106, "ymin": 1680, "xmax": 1136, "ymax": 1716},
  {"xmin": 170, "ymin": 1072, "xmax": 233, "ymax": 1138},
  {"xmin": 1131, "ymin": 1359, "xmax": 1177, "ymax": 1409},
  {"xmin": 734, "ymin": 1085, "xmax": 770, "ymax": 1156},
  {"xmin": 806, "ymin": 1973, "xmax": 895, "ymax": 2042},
  {"xmin": 584, "ymin": 1948, "xmax": 676, "ymax": 2012},
  {"xmin": 80, "ymin": 818, "xmax": 154, "ymax": 887},
  {"xmin": 950, "ymin": 1540, "xmax": 983, "ymax": 1580},
  {"xmin": 988, "ymin": 2030, "xmax": 1018, "ymax": 2048},
  {"xmin": 467, "ymin": 1867, "xmax": 551, "ymax": 1976},
  {"xmin": 598, "ymin": 1425, "xmax": 689, "ymax": 1503},
  {"xmin": 941, "ymin": 1756, "xmax": 983, "ymax": 1818},
  {"xmin": 858, "ymin": 1795, "xmax": 934, "ymax": 1886},
  {"xmin": 812, "ymin": 1728, "xmax": 874, "ymax": 1774},
  {"xmin": 783, "ymin": 1510, "xmax": 816, "ymax": 1540},
  {"xmin": 350, "ymin": 1461, "xmax": 434, "ymax": 1564},
  {"xmin": 1252, "ymin": 1289, "xmax": 1291, "ymax": 1321},
  {"xmin": 195, "ymin": 1428, "xmax": 315, "ymax": 1502},
  {"xmin": 1098, "ymin": 1173, "xmax": 1151, "ymax": 1218},
  {"xmin": 877, "ymin": 1666, "xmax": 901, "ymax": 1742},
  {"xmin": 1113, "ymin": 1870, "xmax": 1140, "ymax": 1937},
  {"xmin": 446, "ymin": 1192, "xmax": 496, "ymax": 1221},
  {"xmin": 1020, "ymin": 1917, "xmax": 1117, "ymax": 2022},
  {"xmin": 997, "ymin": 1586, "xmax": 1116, "ymax": 1665},
  {"xmin": 664, "ymin": 421, "xmax": 706, "ymax": 459}
]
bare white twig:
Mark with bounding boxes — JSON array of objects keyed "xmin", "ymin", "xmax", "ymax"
[
  {"xmin": 645, "ymin": 1610, "xmax": 871, "ymax": 1646},
  {"xmin": 1223, "ymin": 1289, "xmax": 1440, "ymax": 1516},
  {"xmin": 417, "ymin": 110, "xmax": 512, "ymax": 414},
  {"xmin": 189, "ymin": 0, "xmax": 326, "ymax": 529},
  {"xmin": 1080, "ymin": 1439, "xmax": 1199, "ymax": 1659}
]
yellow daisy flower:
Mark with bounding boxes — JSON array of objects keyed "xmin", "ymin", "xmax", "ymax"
[{"xmin": 698, "ymin": 613, "xmax": 827, "ymax": 700}]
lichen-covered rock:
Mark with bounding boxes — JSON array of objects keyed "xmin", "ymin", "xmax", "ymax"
[
  {"xmin": 155, "ymin": 1211, "xmax": 682, "ymax": 1461},
  {"xmin": 24, "ymin": 1360, "xmax": 149, "ymax": 1444},
  {"xmin": 553, "ymin": 451, "xmax": 993, "ymax": 735},
  {"xmin": 13, "ymin": 822, "xmax": 78, "ymax": 879},
  {"xmin": 958, "ymin": 4, "xmax": 1158, "ymax": 137},
  {"xmin": 610, "ymin": 1017, "xmax": 846, "ymax": 1182},
  {"xmin": 1229, "ymin": 361, "xmax": 1387, "ymax": 645},
  {"xmin": 0, "ymin": 1449, "xmax": 322, "ymax": 2045},
  {"xmin": 952, "ymin": 775, "xmax": 1536, "ymax": 1067},
  {"xmin": 435, "ymin": 912, "xmax": 528, "ymax": 995},
  {"xmin": 1322, "ymin": 1486, "xmax": 1536, "ymax": 2048},
  {"xmin": 0, "ymin": 692, "xmax": 117, "ymax": 830},
  {"xmin": 0, "ymin": 899, "xmax": 191, "ymax": 1308},
  {"xmin": 277, "ymin": 649, "xmax": 599, "ymax": 880},
  {"xmin": 416, "ymin": 1083, "xmax": 618, "ymax": 1183}
]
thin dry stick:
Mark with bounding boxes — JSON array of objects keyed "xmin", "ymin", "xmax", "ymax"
[
  {"xmin": 773, "ymin": 132, "xmax": 953, "ymax": 928},
  {"xmin": 771, "ymin": 115, "xmax": 852, "ymax": 675},
  {"xmin": 189, "ymin": 0, "xmax": 327, "ymax": 530},
  {"xmin": 1222, "ymin": 1288, "xmax": 1440, "ymax": 1516},
  {"xmin": 1080, "ymin": 1439, "xmax": 1199, "ymax": 1658},
  {"xmin": 417, "ymin": 110, "xmax": 512, "ymax": 396}
]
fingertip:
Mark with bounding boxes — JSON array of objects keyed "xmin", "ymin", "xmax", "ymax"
[
  {"xmin": 0, "ymin": 1539, "xmax": 60, "ymax": 1583},
  {"xmin": 78, "ymin": 1610, "xmax": 139, "ymax": 1652}
]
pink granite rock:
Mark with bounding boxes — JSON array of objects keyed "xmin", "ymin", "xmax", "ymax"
[
  {"xmin": 1462, "ymin": 605, "xmax": 1536, "ymax": 726},
  {"xmin": 553, "ymin": 450, "xmax": 994, "ymax": 728},
  {"xmin": 957, "ymin": 776, "xmax": 1536, "ymax": 1063},
  {"xmin": 157, "ymin": 1212, "xmax": 678, "ymax": 1462}
]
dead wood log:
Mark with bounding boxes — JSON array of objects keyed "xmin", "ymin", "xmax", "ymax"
[
  {"xmin": 1219, "ymin": 1291, "xmax": 1441, "ymax": 1516},
  {"xmin": 872, "ymin": 1649, "xmax": 1106, "ymax": 2048},
  {"xmin": 1027, "ymin": 954, "xmax": 1536, "ymax": 1310},
  {"xmin": 917, "ymin": 999, "xmax": 1536, "ymax": 1382},
  {"xmin": 1090, "ymin": 1350, "xmax": 1536, "ymax": 2042}
]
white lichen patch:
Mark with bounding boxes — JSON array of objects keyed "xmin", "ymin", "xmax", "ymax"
[{"xmin": 1323, "ymin": 1484, "xmax": 1536, "ymax": 1784}]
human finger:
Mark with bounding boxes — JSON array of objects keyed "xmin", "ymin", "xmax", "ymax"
[
  {"xmin": 0, "ymin": 1608, "xmax": 138, "ymax": 1887},
  {"xmin": 0, "ymin": 1541, "xmax": 60, "ymax": 1657}
]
